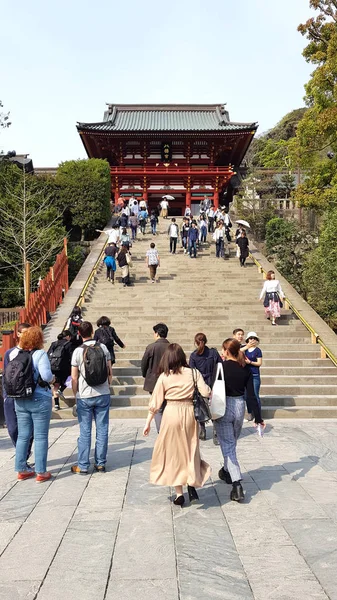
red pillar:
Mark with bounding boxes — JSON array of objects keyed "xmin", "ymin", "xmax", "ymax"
[
  {"xmin": 186, "ymin": 191, "xmax": 191, "ymax": 208},
  {"xmin": 1, "ymin": 330, "xmax": 14, "ymax": 369},
  {"xmin": 114, "ymin": 190, "xmax": 119, "ymax": 204},
  {"xmin": 143, "ymin": 190, "xmax": 148, "ymax": 202},
  {"xmin": 213, "ymin": 190, "xmax": 219, "ymax": 209}
]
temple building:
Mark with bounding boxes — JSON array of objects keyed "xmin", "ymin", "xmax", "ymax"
[{"xmin": 77, "ymin": 104, "xmax": 257, "ymax": 215}]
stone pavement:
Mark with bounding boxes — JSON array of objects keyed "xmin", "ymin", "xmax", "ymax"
[{"xmin": 1, "ymin": 420, "xmax": 337, "ymax": 599}]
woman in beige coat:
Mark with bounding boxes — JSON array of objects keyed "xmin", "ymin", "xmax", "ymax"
[{"xmin": 143, "ymin": 343, "xmax": 211, "ymax": 506}]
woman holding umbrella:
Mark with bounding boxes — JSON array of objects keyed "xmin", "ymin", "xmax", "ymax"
[{"xmin": 161, "ymin": 195, "xmax": 174, "ymax": 219}]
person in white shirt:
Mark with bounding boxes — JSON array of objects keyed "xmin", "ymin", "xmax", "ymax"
[
  {"xmin": 198, "ymin": 216, "xmax": 207, "ymax": 243},
  {"xmin": 206, "ymin": 207, "xmax": 215, "ymax": 233},
  {"xmin": 96, "ymin": 227, "xmax": 120, "ymax": 246},
  {"xmin": 160, "ymin": 199, "xmax": 169, "ymax": 218},
  {"xmin": 71, "ymin": 321, "xmax": 112, "ymax": 474},
  {"xmin": 213, "ymin": 220, "xmax": 228, "ymax": 258},
  {"xmin": 139, "ymin": 198, "xmax": 147, "ymax": 210},
  {"xmin": 132, "ymin": 200, "xmax": 139, "ymax": 216},
  {"xmin": 259, "ymin": 270, "xmax": 285, "ymax": 326},
  {"xmin": 168, "ymin": 218, "xmax": 179, "ymax": 254}
]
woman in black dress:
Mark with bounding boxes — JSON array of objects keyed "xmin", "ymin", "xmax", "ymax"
[{"xmin": 236, "ymin": 231, "xmax": 249, "ymax": 267}]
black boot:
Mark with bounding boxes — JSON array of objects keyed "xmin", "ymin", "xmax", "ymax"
[
  {"xmin": 187, "ymin": 485, "xmax": 199, "ymax": 503},
  {"xmin": 218, "ymin": 467, "xmax": 232, "ymax": 485},
  {"xmin": 230, "ymin": 481, "xmax": 244, "ymax": 502},
  {"xmin": 199, "ymin": 423, "xmax": 206, "ymax": 441}
]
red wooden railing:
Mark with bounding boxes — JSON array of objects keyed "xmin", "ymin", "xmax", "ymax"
[{"xmin": 0, "ymin": 239, "xmax": 69, "ymax": 369}]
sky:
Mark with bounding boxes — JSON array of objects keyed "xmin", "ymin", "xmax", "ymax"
[{"xmin": 1, "ymin": 0, "xmax": 314, "ymax": 167}]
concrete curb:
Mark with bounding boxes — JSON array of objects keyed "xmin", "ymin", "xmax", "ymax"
[{"xmin": 43, "ymin": 229, "xmax": 108, "ymax": 346}]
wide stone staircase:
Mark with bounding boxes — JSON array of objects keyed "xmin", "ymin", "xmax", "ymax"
[{"xmin": 57, "ymin": 219, "xmax": 337, "ymax": 419}]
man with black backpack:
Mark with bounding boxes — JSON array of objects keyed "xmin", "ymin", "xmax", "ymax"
[
  {"xmin": 47, "ymin": 330, "xmax": 73, "ymax": 410},
  {"xmin": 71, "ymin": 321, "xmax": 112, "ymax": 474},
  {"xmin": 2, "ymin": 323, "xmax": 33, "ymax": 462}
]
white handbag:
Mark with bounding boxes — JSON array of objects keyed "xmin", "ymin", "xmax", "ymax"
[{"xmin": 210, "ymin": 363, "xmax": 226, "ymax": 420}]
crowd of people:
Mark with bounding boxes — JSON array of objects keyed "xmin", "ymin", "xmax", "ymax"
[
  {"xmin": 98, "ymin": 196, "xmax": 253, "ymax": 289},
  {"xmin": 2, "ymin": 308, "xmax": 269, "ymax": 505},
  {"xmin": 1, "ymin": 194, "xmax": 285, "ymax": 501}
]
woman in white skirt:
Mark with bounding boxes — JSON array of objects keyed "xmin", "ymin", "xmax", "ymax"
[{"xmin": 259, "ymin": 270, "xmax": 284, "ymax": 326}]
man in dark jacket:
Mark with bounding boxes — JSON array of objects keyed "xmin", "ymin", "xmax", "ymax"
[{"xmin": 141, "ymin": 323, "xmax": 169, "ymax": 431}]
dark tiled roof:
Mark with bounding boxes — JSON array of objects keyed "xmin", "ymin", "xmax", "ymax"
[{"xmin": 77, "ymin": 104, "xmax": 257, "ymax": 133}]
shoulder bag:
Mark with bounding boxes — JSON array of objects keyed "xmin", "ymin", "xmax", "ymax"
[
  {"xmin": 191, "ymin": 368, "xmax": 212, "ymax": 424},
  {"xmin": 210, "ymin": 363, "xmax": 226, "ymax": 420}
]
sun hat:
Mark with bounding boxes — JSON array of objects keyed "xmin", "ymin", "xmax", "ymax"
[{"xmin": 246, "ymin": 331, "xmax": 259, "ymax": 342}]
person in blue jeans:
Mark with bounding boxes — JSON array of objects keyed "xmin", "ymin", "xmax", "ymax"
[
  {"xmin": 3, "ymin": 322, "xmax": 32, "ymax": 457},
  {"xmin": 188, "ymin": 221, "xmax": 199, "ymax": 258},
  {"xmin": 71, "ymin": 321, "xmax": 112, "ymax": 474},
  {"xmin": 244, "ymin": 331, "xmax": 263, "ymax": 416},
  {"xmin": 13, "ymin": 326, "xmax": 53, "ymax": 483},
  {"xmin": 150, "ymin": 210, "xmax": 158, "ymax": 235}
]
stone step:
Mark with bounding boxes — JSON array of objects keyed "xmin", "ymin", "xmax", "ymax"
[
  {"xmin": 111, "ymin": 358, "xmax": 332, "ymax": 368},
  {"xmin": 109, "ymin": 374, "xmax": 337, "ymax": 386},
  {"xmin": 262, "ymin": 395, "xmax": 337, "ymax": 407},
  {"xmin": 52, "ymin": 404, "xmax": 337, "ymax": 420},
  {"xmin": 110, "ymin": 365, "xmax": 336, "ymax": 376},
  {"xmin": 261, "ymin": 406, "xmax": 337, "ymax": 418},
  {"xmin": 114, "ymin": 347, "xmax": 320, "ymax": 357}
]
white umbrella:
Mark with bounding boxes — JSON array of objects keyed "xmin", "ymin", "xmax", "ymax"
[
  {"xmin": 236, "ymin": 219, "xmax": 251, "ymax": 228},
  {"xmin": 162, "ymin": 194, "xmax": 175, "ymax": 200}
]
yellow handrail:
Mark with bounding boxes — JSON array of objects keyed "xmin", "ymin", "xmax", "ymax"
[{"xmin": 249, "ymin": 252, "xmax": 337, "ymax": 367}]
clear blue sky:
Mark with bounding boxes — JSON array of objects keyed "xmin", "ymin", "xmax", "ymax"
[{"xmin": 1, "ymin": 0, "xmax": 313, "ymax": 166}]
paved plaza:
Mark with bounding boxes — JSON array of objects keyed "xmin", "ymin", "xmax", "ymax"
[{"xmin": 1, "ymin": 419, "xmax": 337, "ymax": 600}]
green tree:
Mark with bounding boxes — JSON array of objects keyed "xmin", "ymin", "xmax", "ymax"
[
  {"xmin": 235, "ymin": 178, "xmax": 276, "ymax": 242},
  {"xmin": 0, "ymin": 163, "xmax": 66, "ymax": 303},
  {"xmin": 265, "ymin": 217, "xmax": 297, "ymax": 255},
  {"xmin": 302, "ymin": 208, "xmax": 337, "ymax": 328},
  {"xmin": 293, "ymin": 1, "xmax": 337, "ymax": 209},
  {"xmin": 55, "ymin": 159, "xmax": 111, "ymax": 240},
  {"xmin": 265, "ymin": 217, "xmax": 317, "ymax": 293}
]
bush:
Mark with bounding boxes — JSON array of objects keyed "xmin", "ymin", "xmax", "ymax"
[
  {"xmin": 56, "ymin": 159, "xmax": 111, "ymax": 240},
  {"xmin": 67, "ymin": 244, "xmax": 90, "ymax": 285},
  {"xmin": 265, "ymin": 217, "xmax": 296, "ymax": 255},
  {"xmin": 265, "ymin": 217, "xmax": 317, "ymax": 294},
  {"xmin": 302, "ymin": 209, "xmax": 337, "ymax": 329}
]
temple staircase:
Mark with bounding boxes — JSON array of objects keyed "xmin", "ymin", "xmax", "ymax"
[{"xmin": 56, "ymin": 220, "xmax": 337, "ymax": 419}]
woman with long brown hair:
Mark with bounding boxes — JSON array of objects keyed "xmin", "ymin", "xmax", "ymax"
[
  {"xmin": 143, "ymin": 343, "xmax": 211, "ymax": 506},
  {"xmin": 12, "ymin": 326, "xmax": 53, "ymax": 483},
  {"xmin": 189, "ymin": 333, "xmax": 221, "ymax": 442},
  {"xmin": 215, "ymin": 338, "xmax": 265, "ymax": 502}
]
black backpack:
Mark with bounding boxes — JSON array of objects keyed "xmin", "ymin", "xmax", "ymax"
[
  {"xmin": 96, "ymin": 327, "xmax": 113, "ymax": 350},
  {"xmin": 3, "ymin": 350, "xmax": 36, "ymax": 399},
  {"xmin": 48, "ymin": 340, "xmax": 69, "ymax": 374},
  {"xmin": 81, "ymin": 343, "xmax": 108, "ymax": 386}
]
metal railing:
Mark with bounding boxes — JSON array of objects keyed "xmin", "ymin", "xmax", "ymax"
[{"xmin": 249, "ymin": 252, "xmax": 337, "ymax": 367}]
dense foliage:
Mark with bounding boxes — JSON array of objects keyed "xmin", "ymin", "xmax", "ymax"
[
  {"xmin": 56, "ymin": 159, "xmax": 111, "ymax": 240},
  {"xmin": 302, "ymin": 208, "xmax": 337, "ymax": 328}
]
